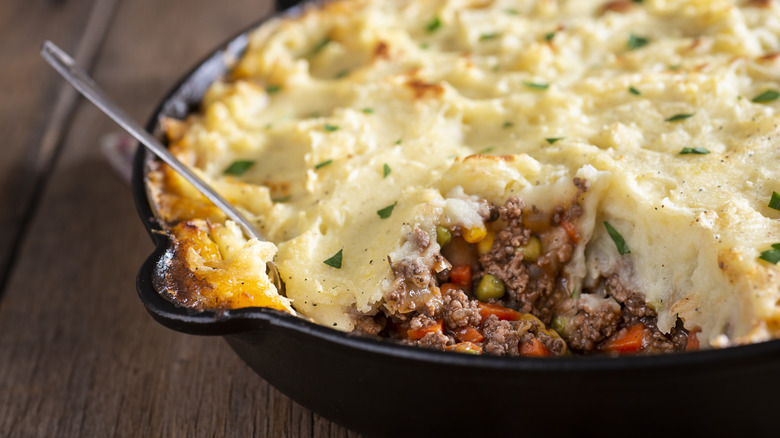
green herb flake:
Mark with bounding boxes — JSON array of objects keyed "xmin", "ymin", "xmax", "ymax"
[
  {"xmin": 545, "ymin": 137, "xmax": 564, "ymax": 144},
  {"xmin": 769, "ymin": 191, "xmax": 780, "ymax": 211},
  {"xmin": 759, "ymin": 244, "xmax": 780, "ymax": 265},
  {"xmin": 479, "ymin": 146, "xmax": 495, "ymax": 154},
  {"xmin": 504, "ymin": 8, "xmax": 519, "ymax": 15},
  {"xmin": 362, "ymin": 107, "xmax": 374, "ymax": 114},
  {"xmin": 426, "ymin": 17, "xmax": 442, "ymax": 33},
  {"xmin": 323, "ymin": 249, "xmax": 343, "ymax": 269},
  {"xmin": 311, "ymin": 38, "xmax": 330, "ymax": 55},
  {"xmin": 665, "ymin": 113, "xmax": 694, "ymax": 122},
  {"xmin": 265, "ymin": 85, "xmax": 282, "ymax": 94},
  {"xmin": 335, "ymin": 70, "xmax": 349, "ymax": 79},
  {"xmin": 315, "ymin": 159, "xmax": 333, "ymax": 170},
  {"xmin": 324, "ymin": 124, "xmax": 340, "ymax": 132},
  {"xmin": 524, "ymin": 81, "xmax": 549, "ymax": 90},
  {"xmin": 480, "ymin": 32, "xmax": 500, "ymax": 41},
  {"xmin": 420, "ymin": 42, "xmax": 430, "ymax": 50},
  {"xmin": 395, "ymin": 139, "xmax": 403, "ymax": 145},
  {"xmin": 503, "ymin": 121, "xmax": 514, "ymax": 129},
  {"xmin": 544, "ymin": 31, "xmax": 556, "ymax": 42},
  {"xmin": 751, "ymin": 90, "xmax": 780, "ymax": 104},
  {"xmin": 632, "ymin": 0, "xmax": 644, "ymax": 3},
  {"xmin": 383, "ymin": 163, "xmax": 391, "ymax": 178},
  {"xmin": 604, "ymin": 221, "xmax": 631, "ymax": 255},
  {"xmin": 679, "ymin": 147, "xmax": 710, "ymax": 155},
  {"xmin": 272, "ymin": 195, "xmax": 291, "ymax": 203},
  {"xmin": 223, "ymin": 160, "xmax": 255, "ymax": 176},
  {"xmin": 627, "ymin": 33, "xmax": 649, "ymax": 50},
  {"xmin": 377, "ymin": 202, "xmax": 397, "ymax": 219},
  {"xmin": 629, "ymin": 86, "xmax": 641, "ymax": 95},
  {"xmin": 668, "ymin": 64, "xmax": 682, "ymax": 71}
]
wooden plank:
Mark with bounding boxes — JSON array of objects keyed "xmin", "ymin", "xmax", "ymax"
[
  {"xmin": 0, "ymin": 0, "xmax": 361, "ymax": 436},
  {"xmin": 0, "ymin": 0, "xmax": 113, "ymax": 291}
]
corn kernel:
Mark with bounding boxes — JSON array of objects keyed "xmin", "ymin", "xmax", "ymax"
[
  {"xmin": 477, "ymin": 230, "xmax": 495, "ymax": 254},
  {"xmin": 463, "ymin": 225, "xmax": 487, "ymax": 243}
]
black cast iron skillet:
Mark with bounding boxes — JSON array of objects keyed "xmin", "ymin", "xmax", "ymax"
[{"xmin": 132, "ymin": 1, "xmax": 779, "ymax": 435}]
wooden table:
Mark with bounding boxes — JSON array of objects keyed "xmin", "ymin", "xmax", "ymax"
[{"xmin": 0, "ymin": 0, "xmax": 360, "ymax": 436}]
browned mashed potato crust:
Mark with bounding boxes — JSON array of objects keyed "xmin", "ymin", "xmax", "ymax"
[{"xmin": 149, "ymin": 0, "xmax": 780, "ymax": 356}]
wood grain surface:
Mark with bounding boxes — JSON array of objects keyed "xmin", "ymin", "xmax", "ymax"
[{"xmin": 0, "ymin": 0, "xmax": 361, "ymax": 436}]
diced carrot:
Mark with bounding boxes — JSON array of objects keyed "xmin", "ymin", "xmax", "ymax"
[
  {"xmin": 478, "ymin": 302, "xmax": 523, "ymax": 321},
  {"xmin": 407, "ymin": 320, "xmax": 443, "ymax": 341},
  {"xmin": 446, "ymin": 342, "xmax": 482, "ymax": 355},
  {"xmin": 519, "ymin": 338, "xmax": 552, "ymax": 357},
  {"xmin": 686, "ymin": 331, "xmax": 700, "ymax": 351},
  {"xmin": 601, "ymin": 323, "xmax": 646, "ymax": 353},
  {"xmin": 559, "ymin": 217, "xmax": 579, "ymax": 244},
  {"xmin": 439, "ymin": 282, "xmax": 462, "ymax": 295},
  {"xmin": 450, "ymin": 265, "xmax": 472, "ymax": 290},
  {"xmin": 455, "ymin": 326, "xmax": 485, "ymax": 343}
]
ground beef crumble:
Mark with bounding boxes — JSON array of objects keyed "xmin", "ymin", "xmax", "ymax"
[{"xmin": 361, "ymin": 180, "xmax": 689, "ymax": 357}]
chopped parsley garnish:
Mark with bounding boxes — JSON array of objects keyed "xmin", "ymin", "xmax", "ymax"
[
  {"xmin": 265, "ymin": 85, "xmax": 282, "ymax": 94},
  {"xmin": 544, "ymin": 31, "xmax": 556, "ymax": 42},
  {"xmin": 311, "ymin": 38, "xmax": 330, "ymax": 55},
  {"xmin": 769, "ymin": 191, "xmax": 780, "ymax": 211},
  {"xmin": 272, "ymin": 195, "xmax": 290, "ymax": 203},
  {"xmin": 665, "ymin": 113, "xmax": 694, "ymax": 122},
  {"xmin": 504, "ymin": 8, "xmax": 519, "ymax": 15},
  {"xmin": 395, "ymin": 139, "xmax": 403, "ymax": 145},
  {"xmin": 679, "ymin": 147, "xmax": 710, "ymax": 155},
  {"xmin": 759, "ymin": 244, "xmax": 780, "ymax": 265},
  {"xmin": 377, "ymin": 202, "xmax": 397, "ymax": 219},
  {"xmin": 627, "ymin": 33, "xmax": 649, "ymax": 50},
  {"xmin": 479, "ymin": 146, "xmax": 495, "ymax": 154},
  {"xmin": 426, "ymin": 17, "xmax": 442, "ymax": 33},
  {"xmin": 524, "ymin": 81, "xmax": 549, "ymax": 90},
  {"xmin": 362, "ymin": 108, "xmax": 374, "ymax": 114},
  {"xmin": 668, "ymin": 64, "xmax": 682, "ymax": 71},
  {"xmin": 420, "ymin": 42, "xmax": 430, "ymax": 50},
  {"xmin": 323, "ymin": 249, "xmax": 343, "ymax": 269},
  {"xmin": 324, "ymin": 124, "xmax": 340, "ymax": 132},
  {"xmin": 223, "ymin": 160, "xmax": 255, "ymax": 176},
  {"xmin": 335, "ymin": 70, "xmax": 349, "ymax": 79},
  {"xmin": 545, "ymin": 137, "xmax": 564, "ymax": 144},
  {"xmin": 604, "ymin": 221, "xmax": 631, "ymax": 255},
  {"xmin": 751, "ymin": 90, "xmax": 780, "ymax": 103},
  {"xmin": 315, "ymin": 159, "xmax": 333, "ymax": 170},
  {"xmin": 503, "ymin": 121, "xmax": 514, "ymax": 128},
  {"xmin": 383, "ymin": 163, "xmax": 391, "ymax": 178},
  {"xmin": 480, "ymin": 32, "xmax": 500, "ymax": 41},
  {"xmin": 629, "ymin": 86, "xmax": 641, "ymax": 95}
]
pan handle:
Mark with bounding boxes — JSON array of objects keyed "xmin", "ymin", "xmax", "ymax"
[
  {"xmin": 135, "ymin": 244, "xmax": 288, "ymax": 336},
  {"xmin": 275, "ymin": 0, "xmax": 307, "ymax": 11}
]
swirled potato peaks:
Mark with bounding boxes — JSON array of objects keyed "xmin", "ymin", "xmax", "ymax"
[{"xmin": 150, "ymin": 0, "xmax": 780, "ymax": 356}]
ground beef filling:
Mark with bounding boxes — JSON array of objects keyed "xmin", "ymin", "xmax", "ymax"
[{"xmin": 357, "ymin": 189, "xmax": 690, "ymax": 357}]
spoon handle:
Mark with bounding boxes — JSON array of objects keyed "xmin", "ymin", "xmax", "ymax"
[
  {"xmin": 41, "ymin": 40, "xmax": 288, "ymax": 298},
  {"xmin": 40, "ymin": 40, "xmax": 264, "ymax": 242}
]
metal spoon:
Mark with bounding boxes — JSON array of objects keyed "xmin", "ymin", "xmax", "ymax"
[{"xmin": 40, "ymin": 40, "xmax": 287, "ymax": 296}]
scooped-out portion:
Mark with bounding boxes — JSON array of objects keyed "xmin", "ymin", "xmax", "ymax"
[{"xmin": 148, "ymin": 0, "xmax": 780, "ymax": 356}]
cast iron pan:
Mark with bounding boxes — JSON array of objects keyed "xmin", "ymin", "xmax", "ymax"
[{"xmin": 132, "ymin": 1, "xmax": 779, "ymax": 435}]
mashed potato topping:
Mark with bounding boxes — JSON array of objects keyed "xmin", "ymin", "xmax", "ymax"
[{"xmin": 150, "ymin": 0, "xmax": 780, "ymax": 351}]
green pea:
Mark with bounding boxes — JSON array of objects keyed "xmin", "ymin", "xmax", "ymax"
[
  {"xmin": 520, "ymin": 235, "xmax": 542, "ymax": 263},
  {"xmin": 551, "ymin": 315, "xmax": 570, "ymax": 337},
  {"xmin": 436, "ymin": 225, "xmax": 452, "ymax": 247},
  {"xmin": 475, "ymin": 274, "xmax": 505, "ymax": 301}
]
